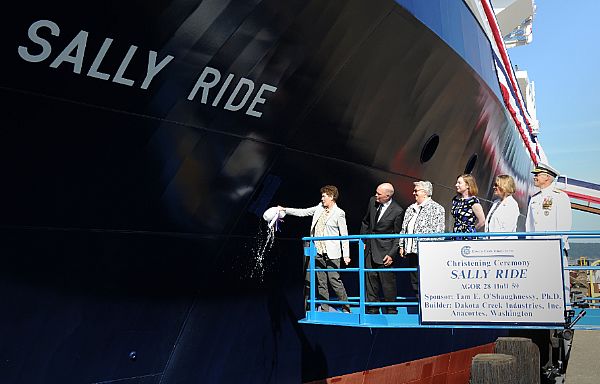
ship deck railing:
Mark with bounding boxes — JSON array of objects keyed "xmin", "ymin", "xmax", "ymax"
[{"xmin": 298, "ymin": 230, "xmax": 600, "ymax": 330}]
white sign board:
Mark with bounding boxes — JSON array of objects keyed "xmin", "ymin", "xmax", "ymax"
[{"xmin": 419, "ymin": 239, "xmax": 565, "ymax": 325}]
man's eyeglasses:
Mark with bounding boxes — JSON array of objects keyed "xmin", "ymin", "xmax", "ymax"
[{"xmin": 413, "ymin": 189, "xmax": 425, "ymax": 194}]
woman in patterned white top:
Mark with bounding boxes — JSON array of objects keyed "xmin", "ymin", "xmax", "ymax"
[
  {"xmin": 399, "ymin": 180, "xmax": 445, "ymax": 295},
  {"xmin": 451, "ymin": 174, "xmax": 485, "ymax": 236}
]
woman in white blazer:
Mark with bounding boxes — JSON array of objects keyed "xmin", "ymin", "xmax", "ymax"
[
  {"xmin": 485, "ymin": 175, "xmax": 520, "ymax": 237},
  {"xmin": 280, "ymin": 185, "xmax": 351, "ymax": 313}
]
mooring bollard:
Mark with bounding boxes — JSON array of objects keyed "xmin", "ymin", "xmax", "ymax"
[
  {"xmin": 471, "ymin": 353, "xmax": 517, "ymax": 384},
  {"xmin": 495, "ymin": 337, "xmax": 540, "ymax": 384}
]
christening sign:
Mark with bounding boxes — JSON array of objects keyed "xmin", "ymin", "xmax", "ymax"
[{"xmin": 418, "ymin": 239, "xmax": 565, "ymax": 325}]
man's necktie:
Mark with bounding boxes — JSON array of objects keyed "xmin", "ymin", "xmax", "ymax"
[{"xmin": 375, "ymin": 204, "xmax": 383, "ymax": 222}]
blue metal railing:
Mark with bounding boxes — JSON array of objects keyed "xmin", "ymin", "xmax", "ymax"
[{"xmin": 299, "ymin": 230, "xmax": 600, "ymax": 330}]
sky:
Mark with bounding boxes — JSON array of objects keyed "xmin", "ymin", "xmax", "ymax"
[{"xmin": 506, "ymin": 0, "xmax": 600, "ymax": 231}]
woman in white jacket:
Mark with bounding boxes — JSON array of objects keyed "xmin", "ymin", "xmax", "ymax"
[
  {"xmin": 279, "ymin": 185, "xmax": 351, "ymax": 313},
  {"xmin": 485, "ymin": 175, "xmax": 520, "ymax": 236}
]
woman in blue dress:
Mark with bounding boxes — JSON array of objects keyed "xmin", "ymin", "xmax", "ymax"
[{"xmin": 451, "ymin": 174, "xmax": 486, "ymax": 236}]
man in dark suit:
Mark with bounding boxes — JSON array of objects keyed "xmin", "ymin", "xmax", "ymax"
[{"xmin": 360, "ymin": 182, "xmax": 404, "ymax": 314}]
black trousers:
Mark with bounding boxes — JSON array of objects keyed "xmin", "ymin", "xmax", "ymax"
[
  {"xmin": 407, "ymin": 252, "xmax": 420, "ymax": 297},
  {"xmin": 365, "ymin": 252, "xmax": 397, "ymax": 312}
]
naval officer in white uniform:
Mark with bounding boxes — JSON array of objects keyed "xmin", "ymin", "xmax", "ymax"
[
  {"xmin": 526, "ymin": 163, "xmax": 572, "ymax": 239},
  {"xmin": 525, "ymin": 162, "xmax": 572, "ymax": 305}
]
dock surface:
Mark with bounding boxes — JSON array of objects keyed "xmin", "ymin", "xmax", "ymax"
[{"xmin": 565, "ymin": 330, "xmax": 600, "ymax": 383}]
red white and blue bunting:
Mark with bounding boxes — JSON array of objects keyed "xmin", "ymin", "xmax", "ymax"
[{"xmin": 480, "ymin": 0, "xmax": 541, "ymax": 164}]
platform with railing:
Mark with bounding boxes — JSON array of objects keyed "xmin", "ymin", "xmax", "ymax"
[{"xmin": 298, "ymin": 231, "xmax": 600, "ymax": 331}]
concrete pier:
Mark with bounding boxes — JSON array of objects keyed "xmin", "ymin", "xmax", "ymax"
[{"xmin": 565, "ymin": 330, "xmax": 600, "ymax": 383}]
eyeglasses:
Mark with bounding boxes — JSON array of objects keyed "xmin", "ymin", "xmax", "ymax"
[{"xmin": 413, "ymin": 189, "xmax": 425, "ymax": 194}]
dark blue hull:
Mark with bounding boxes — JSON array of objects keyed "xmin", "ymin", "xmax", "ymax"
[{"xmin": 1, "ymin": 0, "xmax": 533, "ymax": 382}]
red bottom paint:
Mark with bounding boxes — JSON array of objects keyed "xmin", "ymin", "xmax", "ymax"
[{"xmin": 307, "ymin": 343, "xmax": 495, "ymax": 384}]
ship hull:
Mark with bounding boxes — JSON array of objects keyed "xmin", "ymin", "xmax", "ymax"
[{"xmin": 1, "ymin": 0, "xmax": 534, "ymax": 382}]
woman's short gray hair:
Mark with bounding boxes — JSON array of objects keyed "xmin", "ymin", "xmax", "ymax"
[{"xmin": 414, "ymin": 180, "xmax": 433, "ymax": 196}]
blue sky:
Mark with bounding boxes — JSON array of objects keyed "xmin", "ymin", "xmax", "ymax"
[{"xmin": 507, "ymin": 0, "xmax": 600, "ymax": 231}]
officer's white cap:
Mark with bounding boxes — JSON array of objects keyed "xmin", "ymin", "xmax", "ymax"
[{"xmin": 531, "ymin": 162, "xmax": 559, "ymax": 178}]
